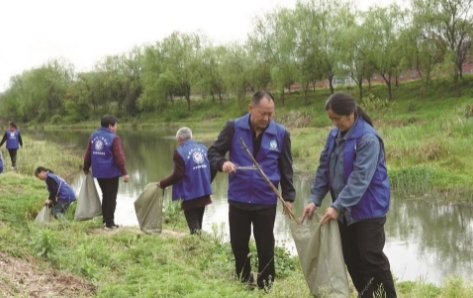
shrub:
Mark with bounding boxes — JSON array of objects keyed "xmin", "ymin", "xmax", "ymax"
[
  {"xmin": 275, "ymin": 110, "xmax": 312, "ymax": 128},
  {"xmin": 360, "ymin": 94, "xmax": 395, "ymax": 113}
]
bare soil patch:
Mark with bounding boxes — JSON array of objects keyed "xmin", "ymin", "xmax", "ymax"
[{"xmin": 0, "ymin": 253, "xmax": 95, "ymax": 298}]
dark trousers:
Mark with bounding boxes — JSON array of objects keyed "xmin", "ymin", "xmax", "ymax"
[
  {"xmin": 229, "ymin": 204, "xmax": 276, "ymax": 289},
  {"xmin": 51, "ymin": 201, "xmax": 72, "ymax": 220},
  {"xmin": 184, "ymin": 206, "xmax": 205, "ymax": 234},
  {"xmin": 339, "ymin": 216, "xmax": 397, "ymax": 298},
  {"xmin": 8, "ymin": 149, "xmax": 17, "ymax": 167},
  {"xmin": 97, "ymin": 177, "xmax": 119, "ymax": 227}
]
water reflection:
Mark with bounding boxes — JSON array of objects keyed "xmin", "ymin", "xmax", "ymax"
[
  {"xmin": 384, "ymin": 199, "xmax": 473, "ymax": 283},
  {"xmin": 29, "ymin": 128, "xmax": 473, "ymax": 285}
]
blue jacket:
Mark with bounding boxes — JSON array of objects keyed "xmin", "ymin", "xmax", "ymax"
[
  {"xmin": 172, "ymin": 140, "xmax": 212, "ymax": 201},
  {"xmin": 5, "ymin": 130, "xmax": 20, "ymax": 149},
  {"xmin": 310, "ymin": 117, "xmax": 390, "ymax": 224},
  {"xmin": 228, "ymin": 114, "xmax": 286, "ymax": 205},
  {"xmin": 90, "ymin": 128, "xmax": 122, "ymax": 178},
  {"xmin": 47, "ymin": 172, "xmax": 76, "ymax": 202}
]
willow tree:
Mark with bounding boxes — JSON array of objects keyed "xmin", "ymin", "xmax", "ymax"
[
  {"xmin": 248, "ymin": 7, "xmax": 298, "ymax": 106},
  {"xmin": 411, "ymin": 0, "xmax": 473, "ymax": 95},
  {"xmin": 361, "ymin": 4, "xmax": 407, "ymax": 100}
]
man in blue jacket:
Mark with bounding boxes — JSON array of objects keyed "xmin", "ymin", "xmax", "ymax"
[
  {"xmin": 208, "ymin": 91, "xmax": 296, "ymax": 290},
  {"xmin": 83, "ymin": 115, "xmax": 130, "ymax": 230},
  {"xmin": 158, "ymin": 127, "xmax": 212, "ymax": 234}
]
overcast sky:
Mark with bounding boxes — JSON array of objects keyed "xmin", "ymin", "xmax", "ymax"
[{"xmin": 0, "ymin": 0, "xmax": 397, "ymax": 92}]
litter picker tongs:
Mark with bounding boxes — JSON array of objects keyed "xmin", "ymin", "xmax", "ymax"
[{"xmin": 239, "ymin": 137, "xmax": 300, "ymax": 224}]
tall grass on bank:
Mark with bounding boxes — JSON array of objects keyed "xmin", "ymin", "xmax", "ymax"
[
  {"xmin": 0, "ymin": 135, "xmax": 82, "ymax": 182},
  {"xmin": 379, "ymin": 108, "xmax": 473, "ymax": 200}
]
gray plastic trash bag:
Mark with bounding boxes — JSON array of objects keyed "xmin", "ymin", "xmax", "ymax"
[
  {"xmin": 134, "ymin": 183, "xmax": 163, "ymax": 235},
  {"xmin": 289, "ymin": 213, "xmax": 350, "ymax": 298},
  {"xmin": 74, "ymin": 173, "xmax": 102, "ymax": 221},
  {"xmin": 35, "ymin": 206, "xmax": 51, "ymax": 222}
]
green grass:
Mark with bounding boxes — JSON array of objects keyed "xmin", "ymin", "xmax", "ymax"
[
  {"xmin": 1, "ymin": 135, "xmax": 83, "ymax": 182},
  {"xmin": 1, "ymin": 136, "xmax": 473, "ymax": 297},
  {"xmin": 2, "ymin": 171, "xmax": 473, "ymax": 297}
]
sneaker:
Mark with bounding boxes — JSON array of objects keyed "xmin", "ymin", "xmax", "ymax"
[{"xmin": 104, "ymin": 225, "xmax": 119, "ymax": 230}]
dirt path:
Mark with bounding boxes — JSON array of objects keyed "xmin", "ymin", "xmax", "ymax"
[
  {"xmin": 0, "ymin": 253, "xmax": 95, "ymax": 298},
  {"xmin": 0, "ymin": 228, "xmax": 185, "ymax": 297}
]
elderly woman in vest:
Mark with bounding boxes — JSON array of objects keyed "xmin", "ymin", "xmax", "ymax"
[
  {"xmin": 157, "ymin": 127, "xmax": 212, "ymax": 235},
  {"xmin": 35, "ymin": 167, "xmax": 76, "ymax": 220},
  {"xmin": 0, "ymin": 121, "xmax": 23, "ymax": 170},
  {"xmin": 301, "ymin": 92, "xmax": 397, "ymax": 298}
]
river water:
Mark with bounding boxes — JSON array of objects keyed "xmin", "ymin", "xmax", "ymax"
[{"xmin": 30, "ymin": 127, "xmax": 473, "ymax": 285}]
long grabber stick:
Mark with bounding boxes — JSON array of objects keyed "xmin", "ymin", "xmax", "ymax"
[{"xmin": 239, "ymin": 137, "xmax": 300, "ymax": 225}]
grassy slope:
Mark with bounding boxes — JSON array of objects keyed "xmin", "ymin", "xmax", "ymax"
[{"xmin": 1, "ymin": 116, "xmax": 473, "ymax": 297}]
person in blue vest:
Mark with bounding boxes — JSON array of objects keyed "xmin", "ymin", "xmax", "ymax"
[
  {"xmin": 0, "ymin": 150, "xmax": 4, "ymax": 174},
  {"xmin": 157, "ymin": 127, "xmax": 213, "ymax": 235},
  {"xmin": 301, "ymin": 92, "xmax": 397, "ymax": 298},
  {"xmin": 83, "ymin": 115, "xmax": 130, "ymax": 230},
  {"xmin": 208, "ymin": 91, "xmax": 296, "ymax": 291},
  {"xmin": 0, "ymin": 121, "xmax": 23, "ymax": 170},
  {"xmin": 35, "ymin": 166, "xmax": 76, "ymax": 220}
]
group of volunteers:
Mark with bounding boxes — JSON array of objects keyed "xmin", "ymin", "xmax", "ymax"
[
  {"xmin": 160, "ymin": 90, "xmax": 397, "ymax": 297},
  {"xmin": 6, "ymin": 90, "xmax": 396, "ymax": 297},
  {"xmin": 38, "ymin": 115, "xmax": 130, "ymax": 228}
]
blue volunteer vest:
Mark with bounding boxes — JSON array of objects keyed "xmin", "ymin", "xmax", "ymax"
[
  {"xmin": 172, "ymin": 140, "xmax": 212, "ymax": 201},
  {"xmin": 46, "ymin": 172, "xmax": 76, "ymax": 202},
  {"xmin": 228, "ymin": 114, "xmax": 286, "ymax": 205},
  {"xmin": 90, "ymin": 127, "xmax": 122, "ymax": 178},
  {"xmin": 0, "ymin": 152, "xmax": 3, "ymax": 173},
  {"xmin": 5, "ymin": 130, "xmax": 19, "ymax": 149},
  {"xmin": 326, "ymin": 117, "xmax": 390, "ymax": 221}
]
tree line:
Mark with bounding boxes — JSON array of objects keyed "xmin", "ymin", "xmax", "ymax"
[{"xmin": 1, "ymin": 0, "xmax": 472, "ymax": 123}]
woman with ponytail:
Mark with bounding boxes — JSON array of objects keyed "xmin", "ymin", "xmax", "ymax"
[{"xmin": 300, "ymin": 92, "xmax": 397, "ymax": 298}]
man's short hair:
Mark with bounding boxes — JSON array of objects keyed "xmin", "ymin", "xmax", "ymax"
[
  {"xmin": 251, "ymin": 91, "xmax": 275, "ymax": 105},
  {"xmin": 101, "ymin": 115, "xmax": 118, "ymax": 128}
]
